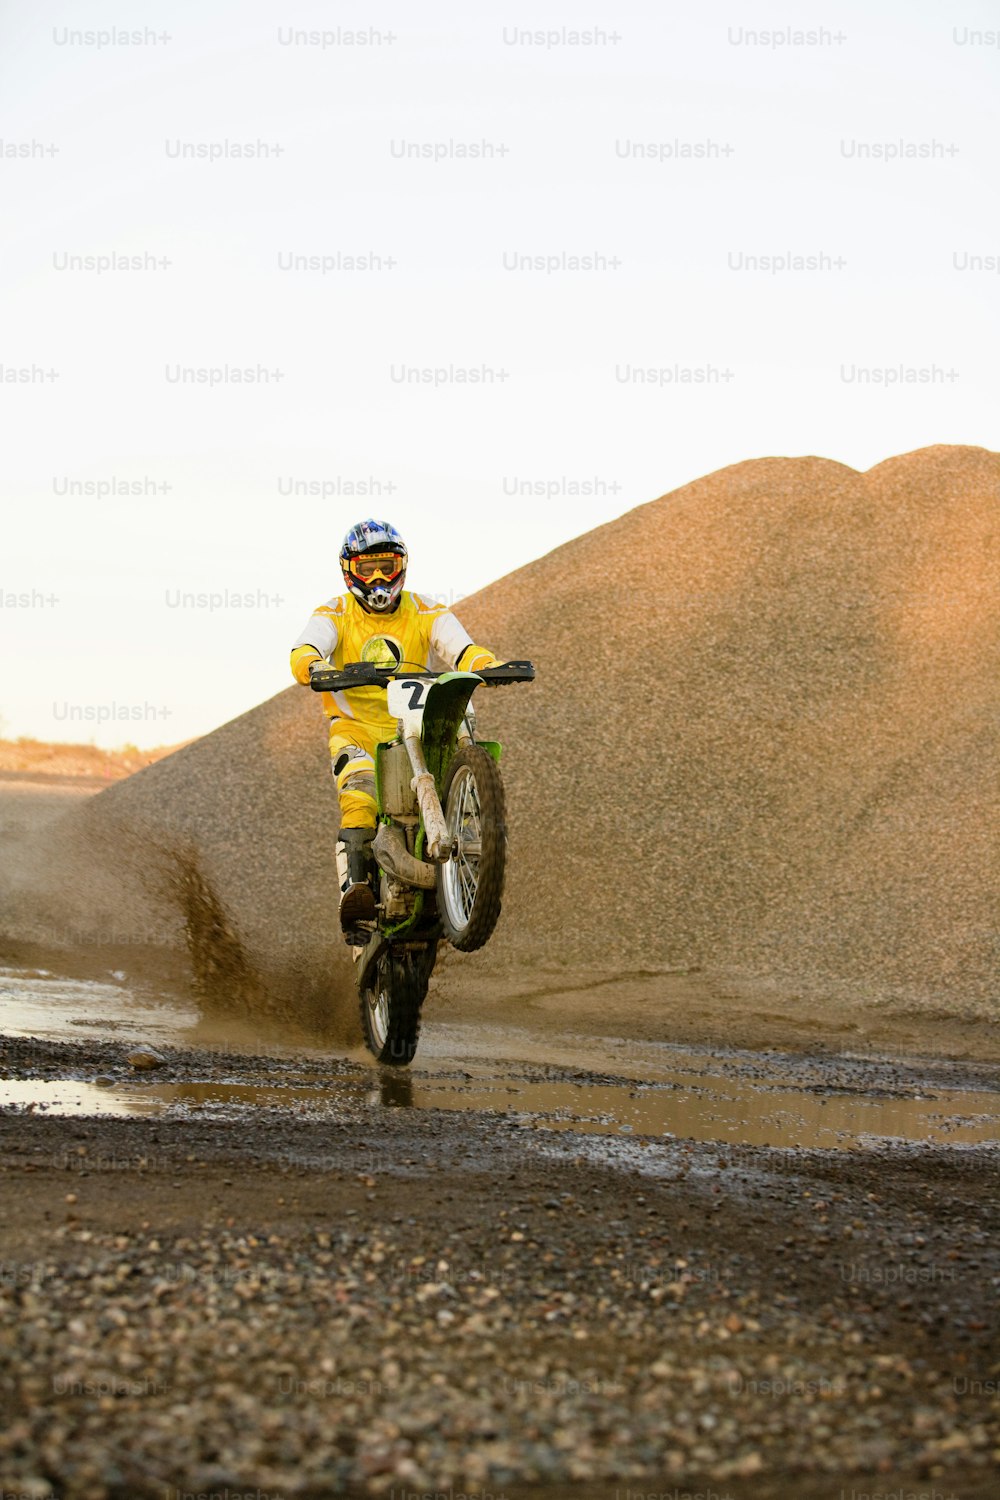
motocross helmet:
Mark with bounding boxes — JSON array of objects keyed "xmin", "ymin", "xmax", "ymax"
[{"xmin": 340, "ymin": 519, "xmax": 408, "ymax": 612}]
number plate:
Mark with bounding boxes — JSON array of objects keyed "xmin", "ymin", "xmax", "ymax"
[{"xmin": 387, "ymin": 677, "xmax": 429, "ymax": 716}]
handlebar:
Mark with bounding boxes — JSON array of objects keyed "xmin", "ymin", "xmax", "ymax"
[
  {"xmin": 310, "ymin": 660, "xmax": 535, "ymax": 694},
  {"xmin": 476, "ymin": 661, "xmax": 536, "ymax": 686}
]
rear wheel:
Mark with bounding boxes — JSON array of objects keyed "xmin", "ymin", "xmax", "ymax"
[
  {"xmin": 359, "ymin": 945, "xmax": 433, "ymax": 1066},
  {"xmin": 436, "ymin": 744, "xmax": 506, "ymax": 952}
]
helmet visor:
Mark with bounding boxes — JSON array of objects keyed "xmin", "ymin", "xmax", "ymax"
[{"xmin": 351, "ymin": 552, "xmax": 405, "ymax": 582}]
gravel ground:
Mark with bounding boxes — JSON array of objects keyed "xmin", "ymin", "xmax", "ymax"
[{"xmin": 1, "ymin": 1033, "xmax": 998, "ymax": 1499}]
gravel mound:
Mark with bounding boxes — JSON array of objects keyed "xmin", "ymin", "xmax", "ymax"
[
  {"xmin": 459, "ymin": 443, "xmax": 999, "ymax": 1010},
  {"xmin": 5, "ymin": 444, "xmax": 997, "ymax": 1028}
]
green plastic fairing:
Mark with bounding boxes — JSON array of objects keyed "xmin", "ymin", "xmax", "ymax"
[{"xmin": 420, "ymin": 672, "xmax": 481, "ymax": 789}]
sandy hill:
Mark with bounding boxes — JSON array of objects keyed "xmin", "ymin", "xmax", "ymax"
[{"xmin": 3, "ymin": 444, "xmax": 997, "ymax": 1033}]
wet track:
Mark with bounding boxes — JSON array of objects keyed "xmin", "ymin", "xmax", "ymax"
[
  {"xmin": 1, "ymin": 963, "xmax": 998, "ymax": 1498},
  {"xmin": 2, "ymin": 964, "xmax": 999, "ymax": 1151}
]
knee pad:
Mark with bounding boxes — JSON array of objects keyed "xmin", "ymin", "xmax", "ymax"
[
  {"xmin": 342, "ymin": 770, "xmax": 376, "ymax": 800},
  {"xmin": 339, "ymin": 777, "xmax": 378, "ymax": 830},
  {"xmin": 332, "ymin": 744, "xmax": 372, "ymax": 780},
  {"xmin": 331, "ymin": 743, "xmax": 377, "ymax": 829}
]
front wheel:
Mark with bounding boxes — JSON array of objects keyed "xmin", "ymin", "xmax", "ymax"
[{"xmin": 436, "ymin": 744, "xmax": 506, "ymax": 952}]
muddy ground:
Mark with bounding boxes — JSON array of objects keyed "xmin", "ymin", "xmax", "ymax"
[
  {"xmin": 1, "ymin": 782, "xmax": 998, "ymax": 1498},
  {"xmin": 1, "ymin": 1018, "xmax": 998, "ymax": 1499}
]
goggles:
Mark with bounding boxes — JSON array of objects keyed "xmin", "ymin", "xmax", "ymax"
[{"xmin": 350, "ymin": 552, "xmax": 405, "ymax": 582}]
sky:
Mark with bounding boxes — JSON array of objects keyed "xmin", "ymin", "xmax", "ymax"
[{"xmin": 1, "ymin": 0, "xmax": 998, "ymax": 746}]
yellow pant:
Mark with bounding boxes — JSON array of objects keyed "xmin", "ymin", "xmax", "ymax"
[{"xmin": 328, "ymin": 718, "xmax": 382, "ymax": 830}]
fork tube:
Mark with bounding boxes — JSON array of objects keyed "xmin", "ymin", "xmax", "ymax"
[{"xmin": 402, "ymin": 734, "xmax": 453, "ymax": 861}]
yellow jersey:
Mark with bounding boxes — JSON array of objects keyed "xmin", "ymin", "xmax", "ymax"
[{"xmin": 290, "ymin": 589, "xmax": 496, "ymax": 735}]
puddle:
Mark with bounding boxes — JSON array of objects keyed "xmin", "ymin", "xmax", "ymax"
[
  {"xmin": 5, "ymin": 1065, "xmax": 996, "ymax": 1151},
  {"xmin": 0, "ymin": 967, "xmax": 197, "ymax": 1044},
  {"xmin": 0, "ymin": 1079, "xmax": 162, "ymax": 1118},
  {"xmin": 396, "ymin": 1072, "xmax": 999, "ymax": 1149},
  {"xmin": 2, "ymin": 966, "xmax": 997, "ymax": 1151}
]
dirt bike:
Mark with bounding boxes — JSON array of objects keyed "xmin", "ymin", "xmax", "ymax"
[{"xmin": 309, "ymin": 659, "xmax": 535, "ymax": 1065}]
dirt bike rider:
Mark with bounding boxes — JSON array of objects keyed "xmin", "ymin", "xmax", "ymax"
[{"xmin": 290, "ymin": 519, "xmax": 499, "ymax": 939}]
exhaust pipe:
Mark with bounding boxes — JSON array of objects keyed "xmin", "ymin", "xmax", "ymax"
[{"xmin": 372, "ymin": 822, "xmax": 436, "ymax": 890}]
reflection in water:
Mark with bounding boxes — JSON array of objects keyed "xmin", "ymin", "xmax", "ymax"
[
  {"xmin": 375, "ymin": 1070, "xmax": 414, "ymax": 1108},
  {"xmin": 0, "ymin": 1079, "xmax": 161, "ymax": 1118},
  {"xmin": 2, "ymin": 1068, "xmax": 997, "ymax": 1152},
  {"xmin": 2, "ymin": 965, "xmax": 997, "ymax": 1153}
]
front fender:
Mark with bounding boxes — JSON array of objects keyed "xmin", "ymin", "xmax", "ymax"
[{"xmin": 420, "ymin": 671, "xmax": 481, "ymax": 786}]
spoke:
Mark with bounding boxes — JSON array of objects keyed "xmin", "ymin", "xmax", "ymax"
[
  {"xmin": 457, "ymin": 778, "xmax": 471, "ymax": 833},
  {"xmin": 372, "ymin": 988, "xmax": 388, "ymax": 1046},
  {"xmin": 444, "ymin": 766, "xmax": 487, "ymax": 925},
  {"xmin": 458, "ymin": 855, "xmax": 476, "ymax": 913},
  {"xmin": 458, "ymin": 864, "xmax": 476, "ymax": 906},
  {"xmin": 367, "ymin": 956, "xmax": 392, "ymax": 1047}
]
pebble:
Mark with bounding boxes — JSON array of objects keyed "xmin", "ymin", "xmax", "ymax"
[{"xmin": 125, "ymin": 1045, "xmax": 166, "ymax": 1070}]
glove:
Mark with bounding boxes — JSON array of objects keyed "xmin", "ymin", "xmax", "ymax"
[
  {"xmin": 290, "ymin": 645, "xmax": 322, "ymax": 685},
  {"xmin": 463, "ymin": 648, "xmax": 500, "ymax": 673}
]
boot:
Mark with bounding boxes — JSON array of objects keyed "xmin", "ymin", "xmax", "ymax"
[{"xmin": 337, "ymin": 827, "xmax": 377, "ymax": 940}]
